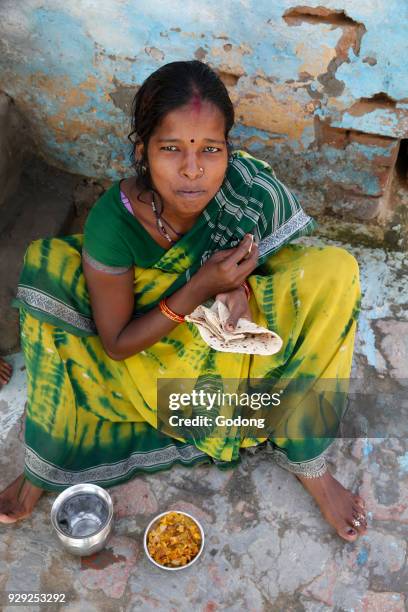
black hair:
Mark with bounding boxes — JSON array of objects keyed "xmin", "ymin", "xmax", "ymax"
[{"xmin": 127, "ymin": 60, "xmax": 235, "ymax": 191}]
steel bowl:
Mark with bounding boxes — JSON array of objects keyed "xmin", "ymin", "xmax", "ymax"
[
  {"xmin": 51, "ymin": 483, "xmax": 114, "ymax": 556},
  {"xmin": 144, "ymin": 510, "xmax": 205, "ymax": 571}
]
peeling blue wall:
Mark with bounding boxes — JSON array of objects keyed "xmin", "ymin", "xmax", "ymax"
[{"xmin": 0, "ymin": 0, "xmax": 407, "ymax": 220}]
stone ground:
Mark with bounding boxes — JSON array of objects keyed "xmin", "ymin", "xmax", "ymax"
[{"xmin": 0, "ymin": 236, "xmax": 407, "ymax": 612}]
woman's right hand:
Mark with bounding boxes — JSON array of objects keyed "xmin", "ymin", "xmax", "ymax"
[{"xmin": 193, "ymin": 234, "xmax": 259, "ymax": 299}]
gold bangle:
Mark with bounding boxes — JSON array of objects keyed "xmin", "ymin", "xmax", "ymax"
[{"xmin": 158, "ymin": 299, "xmax": 185, "ymax": 323}]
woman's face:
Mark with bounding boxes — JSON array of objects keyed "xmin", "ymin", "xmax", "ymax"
[{"xmin": 139, "ymin": 100, "xmax": 229, "ymax": 221}]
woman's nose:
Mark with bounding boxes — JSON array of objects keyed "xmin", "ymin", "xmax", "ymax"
[{"xmin": 180, "ymin": 155, "xmax": 203, "ymax": 180}]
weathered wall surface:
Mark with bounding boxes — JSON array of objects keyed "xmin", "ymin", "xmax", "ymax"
[
  {"xmin": 0, "ymin": 93, "xmax": 28, "ymax": 231},
  {"xmin": 0, "ymin": 0, "xmax": 407, "ymax": 235}
]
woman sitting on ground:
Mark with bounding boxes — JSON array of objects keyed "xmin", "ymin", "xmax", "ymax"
[{"xmin": 0, "ymin": 60, "xmax": 366, "ymax": 541}]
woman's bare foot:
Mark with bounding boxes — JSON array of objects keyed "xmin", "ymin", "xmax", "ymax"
[
  {"xmin": 0, "ymin": 475, "xmax": 44, "ymax": 524},
  {"xmin": 295, "ymin": 469, "xmax": 367, "ymax": 542},
  {"xmin": 0, "ymin": 357, "xmax": 12, "ymax": 386}
]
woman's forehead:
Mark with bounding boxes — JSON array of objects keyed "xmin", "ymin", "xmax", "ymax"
[{"xmin": 153, "ymin": 102, "xmax": 226, "ymax": 139}]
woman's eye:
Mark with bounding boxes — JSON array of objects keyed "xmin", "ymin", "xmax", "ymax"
[{"xmin": 160, "ymin": 146, "xmax": 221, "ymax": 152}]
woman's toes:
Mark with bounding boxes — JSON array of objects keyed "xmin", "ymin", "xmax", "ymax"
[
  {"xmin": 0, "ymin": 369, "xmax": 11, "ymax": 384},
  {"xmin": 0, "ymin": 360, "xmax": 12, "ymax": 382},
  {"xmin": 0, "ymin": 499, "xmax": 24, "ymax": 524},
  {"xmin": 339, "ymin": 524, "xmax": 359, "ymax": 542},
  {"xmin": 0, "ymin": 512, "xmax": 20, "ymax": 524},
  {"xmin": 0, "ymin": 506, "xmax": 30, "ymax": 524},
  {"xmin": 354, "ymin": 495, "xmax": 365, "ymax": 510},
  {"xmin": 348, "ymin": 511, "xmax": 366, "ymax": 535},
  {"xmin": 352, "ymin": 505, "xmax": 367, "ymax": 529},
  {"xmin": 353, "ymin": 504, "xmax": 366, "ymax": 518}
]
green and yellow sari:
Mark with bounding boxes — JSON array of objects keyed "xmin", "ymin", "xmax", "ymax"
[{"xmin": 13, "ymin": 151, "xmax": 361, "ymax": 491}]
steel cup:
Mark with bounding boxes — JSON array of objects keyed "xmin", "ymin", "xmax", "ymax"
[{"xmin": 51, "ymin": 483, "xmax": 114, "ymax": 556}]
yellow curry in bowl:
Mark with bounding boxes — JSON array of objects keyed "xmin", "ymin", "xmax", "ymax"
[{"xmin": 145, "ymin": 511, "xmax": 203, "ymax": 568}]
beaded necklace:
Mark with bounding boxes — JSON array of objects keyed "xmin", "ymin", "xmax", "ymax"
[
  {"xmin": 151, "ymin": 192, "xmax": 184, "ymax": 244},
  {"xmin": 136, "ymin": 188, "xmax": 184, "ymax": 244}
]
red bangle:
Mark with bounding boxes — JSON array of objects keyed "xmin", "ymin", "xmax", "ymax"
[
  {"xmin": 158, "ymin": 298, "xmax": 185, "ymax": 323},
  {"xmin": 241, "ymin": 281, "xmax": 251, "ymax": 301}
]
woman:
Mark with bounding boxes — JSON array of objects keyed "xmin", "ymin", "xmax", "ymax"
[{"xmin": 1, "ymin": 60, "xmax": 367, "ymax": 541}]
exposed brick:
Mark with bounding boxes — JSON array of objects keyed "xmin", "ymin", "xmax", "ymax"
[
  {"xmin": 316, "ymin": 121, "xmax": 398, "ymax": 153},
  {"xmin": 350, "ymin": 131, "xmax": 397, "ymax": 149},
  {"xmin": 329, "ymin": 194, "xmax": 384, "ymax": 221},
  {"xmin": 283, "ymin": 7, "xmax": 366, "ymax": 56},
  {"xmin": 348, "ymin": 93, "xmax": 398, "ymax": 117}
]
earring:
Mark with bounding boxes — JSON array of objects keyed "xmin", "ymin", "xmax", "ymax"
[{"xmin": 136, "ymin": 158, "xmax": 148, "ymax": 176}]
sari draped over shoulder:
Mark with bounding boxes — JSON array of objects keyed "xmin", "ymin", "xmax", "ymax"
[{"xmin": 12, "ymin": 151, "xmax": 361, "ymax": 491}]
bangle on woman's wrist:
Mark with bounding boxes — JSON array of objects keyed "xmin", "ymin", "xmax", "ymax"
[
  {"xmin": 158, "ymin": 298, "xmax": 185, "ymax": 323},
  {"xmin": 241, "ymin": 281, "xmax": 251, "ymax": 301}
]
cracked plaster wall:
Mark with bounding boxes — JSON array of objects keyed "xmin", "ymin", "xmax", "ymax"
[{"xmin": 0, "ymin": 0, "xmax": 407, "ymax": 228}]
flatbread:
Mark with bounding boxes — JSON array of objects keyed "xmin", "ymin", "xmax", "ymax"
[{"xmin": 185, "ymin": 300, "xmax": 283, "ymax": 355}]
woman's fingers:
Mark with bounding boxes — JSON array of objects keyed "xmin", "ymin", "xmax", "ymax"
[
  {"xmin": 225, "ymin": 301, "xmax": 242, "ymax": 329},
  {"xmin": 241, "ymin": 234, "xmax": 254, "ymax": 261},
  {"xmin": 226, "ymin": 307, "xmax": 252, "ymax": 330},
  {"xmin": 210, "ymin": 249, "xmax": 235, "ymax": 262},
  {"xmin": 202, "ymin": 235, "xmax": 258, "ymax": 297},
  {"xmin": 225, "ymin": 234, "xmax": 255, "ymax": 267},
  {"xmin": 223, "ymin": 292, "xmax": 253, "ymax": 330},
  {"xmin": 209, "ymin": 234, "xmax": 257, "ymax": 266},
  {"xmin": 236, "ymin": 241, "xmax": 259, "ymax": 276}
]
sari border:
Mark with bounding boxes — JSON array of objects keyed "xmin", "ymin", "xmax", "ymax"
[
  {"xmin": 245, "ymin": 441, "xmax": 328, "ymax": 478},
  {"xmin": 269, "ymin": 445, "xmax": 328, "ymax": 478},
  {"xmin": 15, "ymin": 286, "xmax": 96, "ymax": 333},
  {"xmin": 24, "ymin": 443, "xmax": 209, "ymax": 487},
  {"xmin": 82, "ymin": 248, "xmax": 133, "ymax": 275},
  {"xmin": 258, "ymin": 209, "xmax": 316, "ymax": 259}
]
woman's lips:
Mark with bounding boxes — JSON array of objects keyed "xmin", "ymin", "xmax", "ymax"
[{"xmin": 176, "ymin": 190, "xmax": 206, "ymax": 199}]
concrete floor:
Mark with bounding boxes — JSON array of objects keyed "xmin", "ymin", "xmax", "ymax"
[{"xmin": 0, "ymin": 235, "xmax": 407, "ymax": 611}]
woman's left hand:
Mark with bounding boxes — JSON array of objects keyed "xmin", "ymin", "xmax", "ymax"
[{"xmin": 215, "ymin": 285, "xmax": 252, "ymax": 331}]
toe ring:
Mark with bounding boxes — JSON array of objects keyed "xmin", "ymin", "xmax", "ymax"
[{"xmin": 351, "ymin": 519, "xmax": 361, "ymax": 527}]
